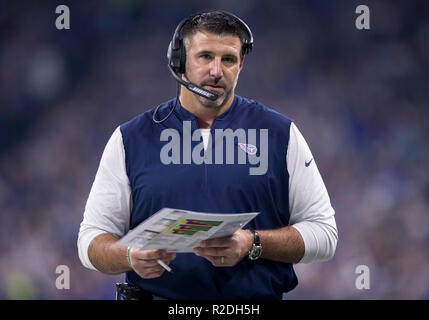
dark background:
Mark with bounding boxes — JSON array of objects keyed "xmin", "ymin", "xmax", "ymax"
[{"xmin": 0, "ymin": 0, "xmax": 428, "ymax": 299}]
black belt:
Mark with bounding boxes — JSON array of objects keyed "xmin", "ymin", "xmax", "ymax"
[{"xmin": 115, "ymin": 282, "xmax": 167, "ymax": 300}]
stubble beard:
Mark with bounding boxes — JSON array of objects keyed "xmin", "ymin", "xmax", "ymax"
[
  {"xmin": 196, "ymin": 88, "xmax": 231, "ymax": 109},
  {"xmin": 196, "ymin": 75, "xmax": 239, "ymax": 110}
]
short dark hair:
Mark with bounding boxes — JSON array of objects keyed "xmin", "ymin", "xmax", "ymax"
[{"xmin": 181, "ymin": 10, "xmax": 247, "ymax": 53}]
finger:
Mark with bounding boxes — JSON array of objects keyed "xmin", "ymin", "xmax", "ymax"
[
  {"xmin": 164, "ymin": 251, "xmax": 176, "ymax": 261},
  {"xmin": 131, "ymin": 248, "xmax": 167, "ymax": 260},
  {"xmin": 139, "ymin": 268, "xmax": 165, "ymax": 279},
  {"xmin": 193, "ymin": 247, "xmax": 229, "ymax": 257},
  {"xmin": 146, "ymin": 265, "xmax": 165, "ymax": 274},
  {"xmin": 206, "ymin": 255, "xmax": 228, "ymax": 267},
  {"xmin": 132, "ymin": 259, "xmax": 162, "ymax": 269},
  {"xmin": 214, "ymin": 255, "xmax": 226, "ymax": 265},
  {"xmin": 134, "ymin": 252, "xmax": 175, "ymax": 268},
  {"xmin": 144, "ymin": 270, "xmax": 165, "ymax": 279},
  {"xmin": 161, "ymin": 253, "xmax": 176, "ymax": 264},
  {"xmin": 199, "ymin": 236, "xmax": 233, "ymax": 248},
  {"xmin": 135, "ymin": 263, "xmax": 164, "ymax": 275},
  {"xmin": 155, "ymin": 252, "xmax": 176, "ymax": 265}
]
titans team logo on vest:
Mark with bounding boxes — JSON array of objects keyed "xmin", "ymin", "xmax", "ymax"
[
  {"xmin": 160, "ymin": 121, "xmax": 268, "ymax": 176},
  {"xmin": 238, "ymin": 143, "xmax": 257, "ymax": 155}
]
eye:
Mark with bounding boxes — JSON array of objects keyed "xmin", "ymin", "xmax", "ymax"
[
  {"xmin": 200, "ymin": 54, "xmax": 212, "ymax": 60},
  {"xmin": 222, "ymin": 56, "xmax": 237, "ymax": 64}
]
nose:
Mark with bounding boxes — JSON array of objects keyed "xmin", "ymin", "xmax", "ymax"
[{"xmin": 209, "ymin": 57, "xmax": 223, "ymax": 79}]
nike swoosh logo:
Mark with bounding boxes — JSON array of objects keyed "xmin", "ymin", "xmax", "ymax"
[{"xmin": 305, "ymin": 158, "xmax": 313, "ymax": 167}]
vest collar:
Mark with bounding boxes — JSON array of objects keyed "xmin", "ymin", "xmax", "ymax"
[{"xmin": 173, "ymin": 95, "xmax": 239, "ymax": 124}]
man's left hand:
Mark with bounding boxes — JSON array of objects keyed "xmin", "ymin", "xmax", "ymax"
[{"xmin": 192, "ymin": 229, "xmax": 254, "ymax": 267}]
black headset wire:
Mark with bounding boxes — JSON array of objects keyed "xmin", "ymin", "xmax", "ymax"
[{"xmin": 152, "ymin": 77, "xmax": 181, "ymax": 124}]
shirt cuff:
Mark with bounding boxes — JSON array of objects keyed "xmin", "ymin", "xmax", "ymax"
[
  {"xmin": 77, "ymin": 227, "xmax": 107, "ymax": 271},
  {"xmin": 291, "ymin": 218, "xmax": 338, "ymax": 264}
]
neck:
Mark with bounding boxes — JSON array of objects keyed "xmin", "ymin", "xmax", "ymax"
[{"xmin": 179, "ymin": 89, "xmax": 234, "ymax": 129}]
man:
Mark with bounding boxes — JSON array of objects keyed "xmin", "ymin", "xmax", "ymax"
[{"xmin": 78, "ymin": 10, "xmax": 338, "ymax": 300}]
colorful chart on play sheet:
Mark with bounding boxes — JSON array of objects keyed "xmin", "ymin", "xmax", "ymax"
[{"xmin": 116, "ymin": 208, "xmax": 259, "ymax": 252}]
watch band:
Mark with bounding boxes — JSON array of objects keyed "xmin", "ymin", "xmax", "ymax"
[
  {"xmin": 248, "ymin": 229, "xmax": 262, "ymax": 260},
  {"xmin": 251, "ymin": 229, "xmax": 260, "ymax": 246}
]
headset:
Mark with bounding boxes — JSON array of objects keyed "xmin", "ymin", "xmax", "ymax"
[{"xmin": 153, "ymin": 10, "xmax": 254, "ymax": 123}]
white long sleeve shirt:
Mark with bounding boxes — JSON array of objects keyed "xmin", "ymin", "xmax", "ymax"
[{"xmin": 78, "ymin": 122, "xmax": 338, "ymax": 270}]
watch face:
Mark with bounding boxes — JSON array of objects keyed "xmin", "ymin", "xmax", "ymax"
[{"xmin": 249, "ymin": 245, "xmax": 262, "ymax": 260}]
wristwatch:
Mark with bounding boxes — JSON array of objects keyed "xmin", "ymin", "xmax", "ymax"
[{"xmin": 248, "ymin": 230, "xmax": 262, "ymax": 260}]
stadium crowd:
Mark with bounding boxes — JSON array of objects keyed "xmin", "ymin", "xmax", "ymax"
[{"xmin": 0, "ymin": 0, "xmax": 428, "ymax": 299}]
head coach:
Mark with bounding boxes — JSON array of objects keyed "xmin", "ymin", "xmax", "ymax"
[{"xmin": 78, "ymin": 10, "xmax": 338, "ymax": 300}]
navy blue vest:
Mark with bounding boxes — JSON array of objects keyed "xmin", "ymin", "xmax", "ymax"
[{"xmin": 121, "ymin": 95, "xmax": 297, "ymax": 299}]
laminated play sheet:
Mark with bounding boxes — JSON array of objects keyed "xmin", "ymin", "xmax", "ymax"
[{"xmin": 116, "ymin": 208, "xmax": 259, "ymax": 252}]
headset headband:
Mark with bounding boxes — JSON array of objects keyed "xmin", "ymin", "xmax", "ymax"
[{"xmin": 167, "ymin": 10, "xmax": 254, "ymax": 74}]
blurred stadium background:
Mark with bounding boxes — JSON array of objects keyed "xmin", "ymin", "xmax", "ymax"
[{"xmin": 1, "ymin": 0, "xmax": 428, "ymax": 299}]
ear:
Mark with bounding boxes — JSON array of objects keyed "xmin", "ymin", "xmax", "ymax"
[{"xmin": 239, "ymin": 55, "xmax": 245, "ymax": 70}]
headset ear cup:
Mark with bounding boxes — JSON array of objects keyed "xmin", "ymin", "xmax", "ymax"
[
  {"xmin": 167, "ymin": 41, "xmax": 174, "ymax": 67},
  {"xmin": 241, "ymin": 40, "xmax": 253, "ymax": 56},
  {"xmin": 168, "ymin": 41, "xmax": 181, "ymax": 73},
  {"xmin": 179, "ymin": 41, "xmax": 186, "ymax": 74},
  {"xmin": 167, "ymin": 38, "xmax": 186, "ymax": 74},
  {"xmin": 241, "ymin": 43, "xmax": 247, "ymax": 56}
]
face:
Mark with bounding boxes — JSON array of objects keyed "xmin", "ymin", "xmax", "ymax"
[{"xmin": 183, "ymin": 31, "xmax": 244, "ymax": 109}]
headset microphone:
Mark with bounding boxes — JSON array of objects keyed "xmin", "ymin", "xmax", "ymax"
[
  {"xmin": 167, "ymin": 64, "xmax": 218, "ymax": 101},
  {"xmin": 152, "ymin": 66, "xmax": 218, "ymax": 124}
]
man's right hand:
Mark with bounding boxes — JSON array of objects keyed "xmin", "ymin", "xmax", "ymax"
[{"xmin": 128, "ymin": 248, "xmax": 176, "ymax": 279}]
